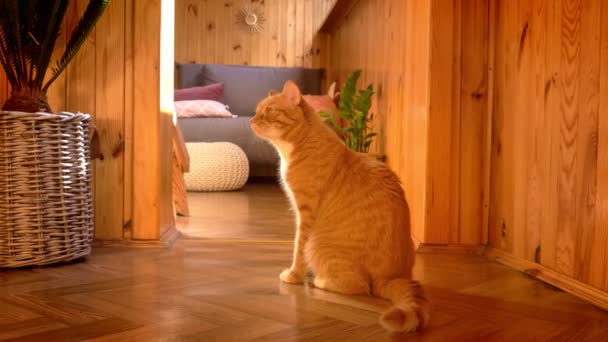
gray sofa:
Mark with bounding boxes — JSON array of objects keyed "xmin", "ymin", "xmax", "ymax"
[{"xmin": 176, "ymin": 63, "xmax": 324, "ymax": 177}]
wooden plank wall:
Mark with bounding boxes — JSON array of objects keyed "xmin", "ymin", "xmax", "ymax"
[
  {"xmin": 325, "ymin": 0, "xmax": 425, "ymax": 240},
  {"xmin": 0, "ymin": 0, "xmax": 132, "ymax": 241},
  {"xmin": 0, "ymin": 0, "xmax": 173, "ymax": 242},
  {"xmin": 132, "ymin": 0, "xmax": 176, "ymax": 241},
  {"xmin": 324, "ymin": 0, "xmax": 489, "ymax": 244},
  {"xmin": 426, "ymin": 0, "xmax": 490, "ymax": 245},
  {"xmin": 174, "ymin": 0, "xmax": 333, "ymax": 68},
  {"xmin": 489, "ymin": 0, "xmax": 608, "ymax": 291}
]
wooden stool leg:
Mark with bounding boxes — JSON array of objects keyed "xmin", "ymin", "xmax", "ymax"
[
  {"xmin": 172, "ymin": 120, "xmax": 190, "ymax": 217},
  {"xmin": 172, "ymin": 151, "xmax": 189, "ymax": 216}
]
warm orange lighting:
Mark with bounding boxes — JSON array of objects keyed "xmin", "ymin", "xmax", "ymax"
[{"xmin": 160, "ymin": 0, "xmax": 175, "ymax": 119}]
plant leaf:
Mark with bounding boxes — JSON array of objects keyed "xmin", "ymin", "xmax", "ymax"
[
  {"xmin": 354, "ymin": 84, "xmax": 374, "ymax": 117},
  {"xmin": 338, "ymin": 69, "xmax": 360, "ymax": 112},
  {"xmin": 34, "ymin": 0, "xmax": 69, "ymax": 88},
  {"xmin": 44, "ymin": 0, "xmax": 110, "ymax": 92}
]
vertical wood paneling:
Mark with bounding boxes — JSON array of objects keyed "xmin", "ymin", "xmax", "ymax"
[
  {"xmin": 426, "ymin": 0, "xmax": 457, "ymax": 243},
  {"xmin": 594, "ymin": 0, "xmax": 608, "ymax": 290},
  {"xmin": 459, "ymin": 0, "xmax": 488, "ymax": 245},
  {"xmin": 124, "ymin": 0, "xmax": 135, "ymax": 232},
  {"xmin": 133, "ymin": 0, "xmax": 162, "ymax": 240},
  {"xmin": 554, "ymin": 0, "xmax": 581, "ymax": 278},
  {"xmin": 303, "ymin": 0, "xmax": 314, "ymax": 67},
  {"xmin": 540, "ymin": 0, "xmax": 563, "ymax": 270},
  {"xmin": 277, "ymin": 0, "xmax": 288, "ymax": 66},
  {"xmin": 489, "ymin": 0, "xmax": 608, "ymax": 291},
  {"xmin": 174, "ymin": 0, "xmax": 325, "ymax": 67},
  {"xmin": 250, "ymin": 1, "xmax": 264, "ymax": 66},
  {"xmin": 212, "ymin": 0, "xmax": 227, "ymax": 64},
  {"xmin": 312, "ymin": 1, "xmax": 328, "ymax": 68},
  {"xmin": 94, "ymin": 0, "xmax": 126, "ymax": 240},
  {"xmin": 184, "ymin": 0, "xmax": 201, "ymax": 63},
  {"xmin": 0, "ymin": 0, "xmax": 174, "ymax": 242},
  {"xmin": 400, "ymin": 0, "xmax": 431, "ymax": 242},
  {"xmin": 512, "ymin": 0, "xmax": 533, "ymax": 259},
  {"xmin": 522, "ymin": 0, "xmax": 548, "ymax": 263},
  {"xmin": 286, "ymin": 0, "xmax": 296, "ymax": 66},
  {"xmin": 45, "ymin": 17, "xmax": 67, "ymax": 112},
  {"xmin": 325, "ymin": 0, "xmax": 431, "ymax": 241},
  {"xmin": 449, "ymin": 0, "xmax": 463, "ymax": 245},
  {"xmin": 295, "ymin": 0, "xmax": 305, "ymax": 66},
  {"xmin": 574, "ymin": 0, "xmax": 601, "ymax": 283},
  {"xmin": 482, "ymin": 0, "xmax": 497, "ymax": 246},
  {"xmin": 323, "ymin": 0, "xmax": 488, "ymax": 244},
  {"xmin": 228, "ymin": 2, "xmax": 247, "ymax": 65}
]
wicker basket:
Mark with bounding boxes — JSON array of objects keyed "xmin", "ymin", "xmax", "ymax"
[{"xmin": 0, "ymin": 111, "xmax": 94, "ymax": 267}]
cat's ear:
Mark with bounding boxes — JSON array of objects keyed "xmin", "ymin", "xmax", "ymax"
[
  {"xmin": 267, "ymin": 89, "xmax": 279, "ymax": 97},
  {"xmin": 282, "ymin": 80, "xmax": 301, "ymax": 106}
]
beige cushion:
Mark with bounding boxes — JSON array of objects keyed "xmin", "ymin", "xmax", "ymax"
[{"xmin": 185, "ymin": 142, "xmax": 249, "ymax": 191}]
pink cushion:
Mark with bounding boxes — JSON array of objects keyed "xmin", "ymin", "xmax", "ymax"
[
  {"xmin": 175, "ymin": 100, "xmax": 236, "ymax": 118},
  {"xmin": 174, "ymin": 83, "xmax": 224, "ymax": 101},
  {"xmin": 303, "ymin": 95, "xmax": 338, "ymax": 113}
]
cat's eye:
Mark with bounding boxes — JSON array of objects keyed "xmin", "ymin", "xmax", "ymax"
[{"xmin": 264, "ymin": 108, "xmax": 278, "ymax": 122}]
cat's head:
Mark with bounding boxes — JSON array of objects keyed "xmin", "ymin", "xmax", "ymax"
[{"xmin": 251, "ymin": 80, "xmax": 308, "ymax": 142}]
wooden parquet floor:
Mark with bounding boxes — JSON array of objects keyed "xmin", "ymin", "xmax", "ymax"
[{"xmin": 1, "ymin": 183, "xmax": 608, "ymax": 341}]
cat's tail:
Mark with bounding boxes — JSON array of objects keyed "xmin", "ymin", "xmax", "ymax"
[{"xmin": 373, "ymin": 278, "xmax": 430, "ymax": 333}]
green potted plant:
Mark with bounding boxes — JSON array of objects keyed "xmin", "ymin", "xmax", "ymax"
[
  {"xmin": 0, "ymin": 0, "xmax": 110, "ymax": 268},
  {"xmin": 320, "ymin": 70, "xmax": 384, "ymax": 161}
]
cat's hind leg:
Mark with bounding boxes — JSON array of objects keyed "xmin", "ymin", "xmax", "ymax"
[{"xmin": 311, "ymin": 261, "xmax": 371, "ymax": 295}]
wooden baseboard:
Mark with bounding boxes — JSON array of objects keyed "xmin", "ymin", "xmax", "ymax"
[
  {"xmin": 93, "ymin": 227, "xmax": 181, "ymax": 249},
  {"xmin": 484, "ymin": 247, "xmax": 608, "ymax": 311},
  {"xmin": 415, "ymin": 243, "xmax": 486, "ymax": 255}
]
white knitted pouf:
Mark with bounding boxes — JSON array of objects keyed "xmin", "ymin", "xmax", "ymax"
[{"xmin": 185, "ymin": 142, "xmax": 249, "ymax": 191}]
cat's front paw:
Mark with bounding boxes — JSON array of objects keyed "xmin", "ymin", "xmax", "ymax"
[{"xmin": 279, "ymin": 268, "xmax": 304, "ymax": 284}]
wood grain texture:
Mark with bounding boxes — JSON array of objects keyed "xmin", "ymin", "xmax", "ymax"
[
  {"xmin": 319, "ymin": 0, "xmax": 356, "ymax": 33},
  {"xmin": 123, "ymin": 0, "xmax": 135, "ymax": 235},
  {"xmin": 132, "ymin": 0, "xmax": 175, "ymax": 240},
  {"xmin": 0, "ymin": 0, "xmax": 140, "ymax": 241},
  {"xmin": 1, "ymin": 184, "xmax": 607, "ymax": 341},
  {"xmin": 172, "ymin": 154, "xmax": 189, "ymax": 217},
  {"xmin": 426, "ymin": 0, "xmax": 457, "ymax": 243},
  {"xmin": 486, "ymin": 247, "xmax": 608, "ymax": 311},
  {"xmin": 574, "ymin": 0, "xmax": 601, "ymax": 284},
  {"xmin": 174, "ymin": 0, "xmax": 330, "ymax": 67},
  {"xmin": 596, "ymin": 0, "xmax": 608, "ymax": 290},
  {"xmin": 94, "ymin": 0, "xmax": 126, "ymax": 240},
  {"xmin": 488, "ymin": 0, "xmax": 608, "ymax": 292},
  {"xmin": 482, "ymin": 0, "xmax": 497, "ymax": 246},
  {"xmin": 325, "ymin": 0, "xmax": 431, "ymax": 242},
  {"xmin": 132, "ymin": 0, "xmax": 159, "ymax": 240},
  {"xmin": 449, "ymin": 0, "xmax": 463, "ymax": 246},
  {"xmin": 323, "ymin": 0, "xmax": 489, "ymax": 245},
  {"xmin": 172, "ymin": 118, "xmax": 189, "ymax": 217},
  {"xmin": 458, "ymin": 0, "xmax": 489, "ymax": 245}
]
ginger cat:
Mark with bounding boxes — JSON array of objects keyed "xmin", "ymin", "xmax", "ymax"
[{"xmin": 250, "ymin": 81, "xmax": 429, "ymax": 333}]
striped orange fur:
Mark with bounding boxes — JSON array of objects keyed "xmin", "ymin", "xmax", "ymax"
[{"xmin": 250, "ymin": 81, "xmax": 429, "ymax": 333}]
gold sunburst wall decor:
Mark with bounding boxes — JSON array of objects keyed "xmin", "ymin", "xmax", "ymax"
[{"xmin": 236, "ymin": 4, "xmax": 265, "ymax": 34}]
